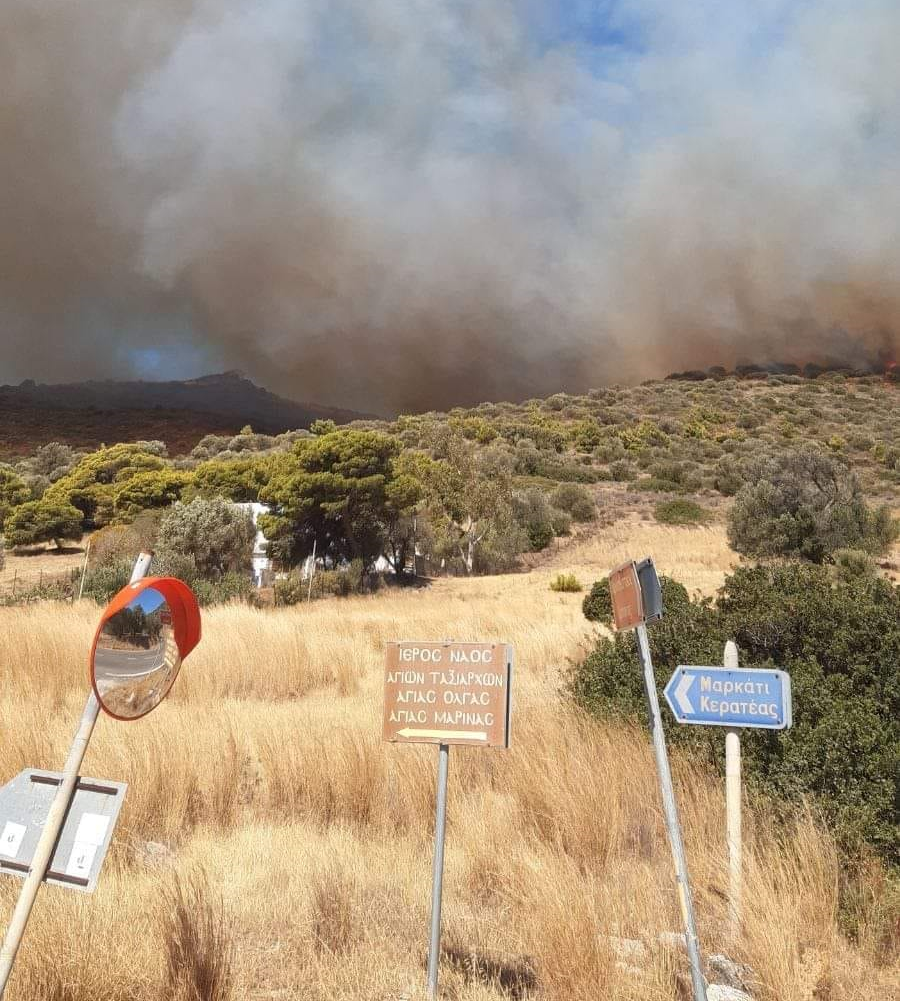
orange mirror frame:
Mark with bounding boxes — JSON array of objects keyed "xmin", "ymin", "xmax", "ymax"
[{"xmin": 89, "ymin": 577, "xmax": 201, "ymax": 720}]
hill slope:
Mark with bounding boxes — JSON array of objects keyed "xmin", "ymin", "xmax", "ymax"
[{"xmin": 0, "ymin": 371, "xmax": 372, "ymax": 456}]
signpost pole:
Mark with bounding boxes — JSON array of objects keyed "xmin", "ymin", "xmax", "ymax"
[
  {"xmin": 635, "ymin": 623, "xmax": 707, "ymax": 1001},
  {"xmin": 0, "ymin": 552, "xmax": 153, "ymax": 999},
  {"xmin": 723, "ymin": 641, "xmax": 742, "ymax": 944},
  {"xmin": 426, "ymin": 743, "xmax": 450, "ymax": 1000},
  {"xmin": 306, "ymin": 538, "xmax": 317, "ymax": 604}
]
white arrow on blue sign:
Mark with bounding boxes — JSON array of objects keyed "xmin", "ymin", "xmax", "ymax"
[{"xmin": 664, "ymin": 666, "xmax": 792, "ymax": 730}]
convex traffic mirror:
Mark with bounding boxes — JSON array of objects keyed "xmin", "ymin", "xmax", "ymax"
[{"xmin": 90, "ymin": 578, "xmax": 201, "ymax": 720}]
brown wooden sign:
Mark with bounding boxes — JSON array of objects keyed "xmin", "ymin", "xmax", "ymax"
[
  {"xmin": 609, "ymin": 561, "xmax": 645, "ymax": 631},
  {"xmin": 383, "ymin": 642, "xmax": 513, "ymax": 747}
]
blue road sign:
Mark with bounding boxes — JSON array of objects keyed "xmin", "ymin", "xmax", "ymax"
[{"xmin": 664, "ymin": 666, "xmax": 792, "ymax": 730}]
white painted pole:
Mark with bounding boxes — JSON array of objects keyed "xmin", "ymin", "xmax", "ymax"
[
  {"xmin": 0, "ymin": 552, "xmax": 152, "ymax": 998},
  {"xmin": 724, "ymin": 640, "xmax": 742, "ymax": 944},
  {"xmin": 306, "ymin": 538, "xmax": 317, "ymax": 604},
  {"xmin": 76, "ymin": 538, "xmax": 92, "ymax": 602}
]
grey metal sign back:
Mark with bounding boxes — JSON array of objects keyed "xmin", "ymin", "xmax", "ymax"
[
  {"xmin": 0, "ymin": 769, "xmax": 126, "ymax": 894},
  {"xmin": 635, "ymin": 556, "xmax": 664, "ymax": 621}
]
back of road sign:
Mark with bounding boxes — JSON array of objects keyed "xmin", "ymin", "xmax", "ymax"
[
  {"xmin": 0, "ymin": 770, "xmax": 126, "ymax": 893},
  {"xmin": 608, "ymin": 562, "xmax": 645, "ymax": 631},
  {"xmin": 383, "ymin": 642, "xmax": 513, "ymax": 747}
]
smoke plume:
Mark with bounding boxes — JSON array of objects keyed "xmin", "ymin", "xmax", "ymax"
[{"xmin": 2, "ymin": 1, "xmax": 899, "ymax": 412}]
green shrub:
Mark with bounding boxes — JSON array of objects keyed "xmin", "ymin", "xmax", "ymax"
[
  {"xmin": 620, "ymin": 420, "xmax": 670, "ymax": 451},
  {"xmin": 570, "ymin": 419, "xmax": 603, "ymax": 451},
  {"xmin": 594, "ymin": 438, "xmax": 626, "ymax": 463},
  {"xmin": 525, "ymin": 520, "xmax": 554, "ymax": 552},
  {"xmin": 569, "ymin": 564, "xmax": 900, "ymax": 863},
  {"xmin": 712, "ymin": 457, "xmax": 744, "ymax": 496},
  {"xmin": 550, "ymin": 483, "xmax": 596, "ymax": 522},
  {"xmin": 582, "ymin": 574, "xmax": 689, "ymax": 628},
  {"xmin": 534, "ymin": 460, "xmax": 598, "ymax": 483},
  {"xmin": 191, "ymin": 572, "xmax": 256, "ymax": 607},
  {"xmin": 471, "ymin": 505, "xmax": 529, "ymax": 574},
  {"xmin": 549, "ymin": 507, "xmax": 572, "ymax": 537},
  {"xmin": 637, "ymin": 477, "xmax": 686, "ymax": 493},
  {"xmin": 550, "ymin": 573, "xmax": 582, "ymax": 593},
  {"xmin": 582, "ymin": 579, "xmax": 613, "ymax": 623},
  {"xmin": 277, "ymin": 560, "xmax": 373, "ymax": 603},
  {"xmin": 648, "ymin": 460, "xmax": 700, "ymax": 490},
  {"xmin": 654, "ymin": 499, "xmax": 710, "ymax": 525},
  {"xmin": 832, "ymin": 548, "xmax": 875, "ymax": 582},
  {"xmin": 4, "ymin": 499, "xmax": 83, "ymax": 549},
  {"xmin": 728, "ymin": 449, "xmax": 897, "ymax": 562},
  {"xmin": 608, "ymin": 460, "xmax": 636, "ymax": 482},
  {"xmin": 81, "ymin": 561, "xmax": 134, "ymax": 603},
  {"xmin": 512, "ymin": 489, "xmax": 558, "ymax": 552},
  {"xmin": 156, "ymin": 497, "xmax": 256, "ymax": 580},
  {"xmin": 274, "ymin": 576, "xmax": 307, "ymax": 606}
]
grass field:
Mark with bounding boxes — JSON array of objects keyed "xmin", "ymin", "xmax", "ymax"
[
  {"xmin": 0, "ymin": 528, "xmax": 897, "ymax": 1000},
  {"xmin": 0, "ymin": 543, "xmax": 87, "ymax": 599}
]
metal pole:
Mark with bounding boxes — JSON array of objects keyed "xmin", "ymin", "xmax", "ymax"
[
  {"xmin": 76, "ymin": 539, "xmax": 92, "ymax": 602},
  {"xmin": 426, "ymin": 743, "xmax": 450, "ymax": 1000},
  {"xmin": 723, "ymin": 640, "xmax": 742, "ymax": 943},
  {"xmin": 0, "ymin": 552, "xmax": 152, "ymax": 998},
  {"xmin": 306, "ymin": 538, "xmax": 317, "ymax": 604},
  {"xmin": 635, "ymin": 624, "xmax": 707, "ymax": 1001}
]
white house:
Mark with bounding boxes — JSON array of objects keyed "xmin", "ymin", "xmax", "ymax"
[{"xmin": 234, "ymin": 502, "xmax": 273, "ymax": 587}]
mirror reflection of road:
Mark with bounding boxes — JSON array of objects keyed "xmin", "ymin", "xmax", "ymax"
[{"xmin": 94, "ymin": 639, "xmax": 169, "ymax": 680}]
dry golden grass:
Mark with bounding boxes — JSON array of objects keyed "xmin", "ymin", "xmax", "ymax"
[
  {"xmin": 542, "ymin": 516, "xmax": 738, "ymax": 597},
  {"xmin": 0, "ymin": 549, "xmax": 896, "ymax": 1000}
]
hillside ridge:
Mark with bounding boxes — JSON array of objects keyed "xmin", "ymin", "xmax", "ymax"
[{"xmin": 0, "ymin": 371, "xmax": 375, "ymax": 457}]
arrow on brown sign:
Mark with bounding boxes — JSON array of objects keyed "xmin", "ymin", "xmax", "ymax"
[{"xmin": 396, "ymin": 728, "xmax": 488, "ymax": 741}]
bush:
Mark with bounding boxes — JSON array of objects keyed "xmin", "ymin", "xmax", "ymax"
[
  {"xmin": 549, "ymin": 573, "xmax": 582, "ymax": 593},
  {"xmin": 569, "ymin": 564, "xmax": 900, "ymax": 863},
  {"xmin": 549, "ymin": 507, "xmax": 571, "ymax": 537},
  {"xmin": 472, "ymin": 504, "xmax": 528, "ymax": 574},
  {"xmin": 832, "ymin": 548, "xmax": 875, "ymax": 583},
  {"xmin": 512, "ymin": 489, "xmax": 557, "ymax": 552},
  {"xmin": 608, "ymin": 460, "xmax": 636, "ymax": 482},
  {"xmin": 648, "ymin": 460, "xmax": 700, "ymax": 491},
  {"xmin": 191, "ymin": 572, "xmax": 256, "ymax": 607},
  {"xmin": 89, "ymin": 524, "xmax": 142, "ymax": 569},
  {"xmin": 3, "ymin": 500, "xmax": 83, "ymax": 549},
  {"xmin": 654, "ymin": 499, "xmax": 710, "ymax": 525},
  {"xmin": 550, "ymin": 483, "xmax": 596, "ymax": 522},
  {"xmin": 712, "ymin": 457, "xmax": 745, "ymax": 496},
  {"xmin": 728, "ymin": 449, "xmax": 897, "ymax": 562},
  {"xmin": 81, "ymin": 560, "xmax": 134, "ymax": 603},
  {"xmin": 637, "ymin": 477, "xmax": 686, "ymax": 493},
  {"xmin": 276, "ymin": 560, "xmax": 370, "ymax": 603},
  {"xmin": 582, "ymin": 574, "xmax": 689, "ymax": 628},
  {"xmin": 156, "ymin": 497, "xmax": 256, "ymax": 580},
  {"xmin": 0, "ymin": 466, "xmax": 29, "ymax": 525},
  {"xmin": 582, "ymin": 578, "xmax": 613, "ymax": 624}
]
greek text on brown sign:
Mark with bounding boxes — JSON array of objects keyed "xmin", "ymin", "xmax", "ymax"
[{"xmin": 383, "ymin": 642, "xmax": 512, "ymax": 748}]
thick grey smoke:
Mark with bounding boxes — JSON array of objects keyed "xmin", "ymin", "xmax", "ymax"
[{"xmin": 2, "ymin": 1, "xmax": 900, "ymax": 412}]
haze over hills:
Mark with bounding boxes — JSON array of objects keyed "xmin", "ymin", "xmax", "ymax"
[{"xmin": 0, "ymin": 371, "xmax": 373, "ymax": 458}]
